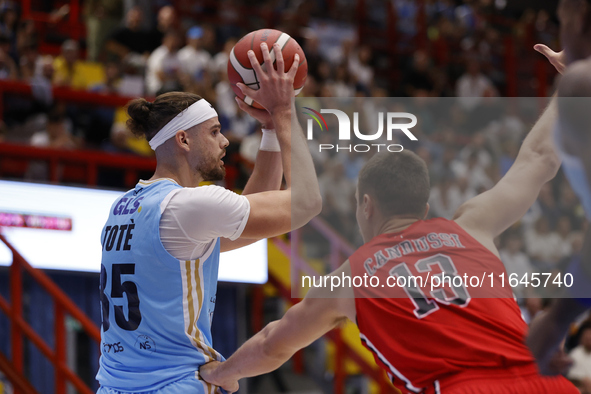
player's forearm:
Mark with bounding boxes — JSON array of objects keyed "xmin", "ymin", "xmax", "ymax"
[
  {"xmin": 242, "ymin": 151, "xmax": 283, "ymax": 195},
  {"xmin": 273, "ymin": 104, "xmax": 322, "ymax": 227},
  {"xmin": 215, "ymin": 321, "xmax": 294, "ymax": 382},
  {"xmin": 515, "ymin": 96, "xmax": 560, "ymax": 182}
]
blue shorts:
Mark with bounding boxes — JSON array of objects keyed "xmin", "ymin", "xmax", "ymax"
[{"xmin": 97, "ymin": 374, "xmax": 226, "ymax": 394}]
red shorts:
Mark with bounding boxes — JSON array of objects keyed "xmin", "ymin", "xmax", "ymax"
[{"xmin": 424, "ymin": 363, "xmax": 578, "ymax": 394}]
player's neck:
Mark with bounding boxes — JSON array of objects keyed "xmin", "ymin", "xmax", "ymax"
[
  {"xmin": 376, "ymin": 217, "xmax": 421, "ymax": 237},
  {"xmin": 151, "ymin": 163, "xmax": 203, "ymax": 188}
]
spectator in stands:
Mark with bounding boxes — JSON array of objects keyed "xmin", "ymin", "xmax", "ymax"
[
  {"xmin": 147, "ymin": 5, "xmax": 177, "ymax": 53},
  {"xmin": 145, "ymin": 30, "xmax": 183, "ymax": 95},
  {"xmin": 200, "ymin": 25, "xmax": 218, "ymax": 55},
  {"xmin": 456, "ymin": 58, "xmax": 496, "ymax": 110},
  {"xmin": 348, "ymin": 44, "xmax": 374, "ymax": 91},
  {"xmin": 430, "ymin": 145, "xmax": 457, "ymax": 183},
  {"xmin": 303, "ymin": 34, "xmax": 322, "ymax": 81},
  {"xmin": 535, "ymin": 9, "xmax": 557, "ymax": 47},
  {"xmin": 221, "ymin": 106, "xmax": 256, "ymax": 144},
  {"xmin": 0, "ymin": 46, "xmax": 16, "ymax": 80},
  {"xmin": 53, "ymin": 39, "xmax": 82, "ymax": 87},
  {"xmin": 90, "ymin": 61, "xmax": 121, "ymax": 95},
  {"xmin": 455, "ymin": 0, "xmax": 481, "ymax": 32},
  {"xmin": 393, "ymin": 0, "xmax": 419, "ymax": 39},
  {"xmin": 84, "ymin": 0, "xmax": 124, "ymax": 62},
  {"xmin": 537, "ymin": 183, "xmax": 561, "ymax": 229},
  {"xmin": 16, "ymin": 19, "xmax": 37, "ymax": 56},
  {"xmin": 319, "ymin": 159, "xmax": 355, "ymax": 218},
  {"xmin": 499, "ymin": 230, "xmax": 535, "ymax": 298},
  {"xmin": 568, "ymin": 326, "xmax": 591, "ymax": 393},
  {"xmin": 105, "ymin": 7, "xmax": 152, "ymax": 67},
  {"xmin": 522, "ymin": 297, "xmax": 545, "ymax": 325},
  {"xmin": 17, "ymin": 39, "xmax": 37, "ymax": 80},
  {"xmin": 525, "ymin": 217, "xmax": 569, "ymax": 272},
  {"xmin": 329, "ymin": 63, "xmax": 355, "ymax": 97},
  {"xmin": 339, "ymin": 150, "xmax": 365, "ymax": 181},
  {"xmin": 210, "ymin": 37, "xmax": 237, "ymax": 78},
  {"xmin": 452, "ymin": 151, "xmax": 494, "ymax": 192},
  {"xmin": 404, "ymin": 50, "xmax": 437, "ymax": 97},
  {"xmin": 559, "ymin": 183, "xmax": 585, "ymax": 231},
  {"xmin": 0, "ymin": 1, "xmax": 18, "ymax": 61},
  {"xmin": 556, "ymin": 215, "xmax": 575, "ymax": 259},
  {"xmin": 30, "ymin": 103, "xmax": 77, "ymax": 149},
  {"xmin": 429, "ymin": 175, "xmax": 463, "ymax": 219},
  {"xmin": 178, "ymin": 26, "xmax": 211, "ymax": 83}
]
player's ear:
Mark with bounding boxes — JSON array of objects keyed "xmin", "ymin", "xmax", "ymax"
[
  {"xmin": 363, "ymin": 193, "xmax": 373, "ymax": 220},
  {"xmin": 175, "ymin": 130, "xmax": 190, "ymax": 152},
  {"xmin": 423, "ymin": 203, "xmax": 430, "ymax": 219}
]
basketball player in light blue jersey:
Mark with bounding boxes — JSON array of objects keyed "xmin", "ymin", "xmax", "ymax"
[
  {"xmin": 527, "ymin": 1, "xmax": 591, "ymax": 375},
  {"xmin": 96, "ymin": 43, "xmax": 321, "ymax": 393}
]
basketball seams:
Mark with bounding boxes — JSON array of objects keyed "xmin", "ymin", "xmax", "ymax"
[
  {"xmin": 229, "ymin": 29, "xmax": 307, "ymax": 107},
  {"xmin": 229, "ymin": 46, "xmax": 248, "ymax": 70}
]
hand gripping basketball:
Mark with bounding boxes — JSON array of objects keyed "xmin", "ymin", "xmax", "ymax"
[{"xmin": 236, "ymin": 43, "xmax": 300, "ymax": 114}]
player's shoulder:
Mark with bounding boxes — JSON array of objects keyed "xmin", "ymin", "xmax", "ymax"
[
  {"xmin": 166, "ymin": 185, "xmax": 246, "ymax": 212},
  {"xmin": 181, "ymin": 184, "xmax": 241, "ymax": 198}
]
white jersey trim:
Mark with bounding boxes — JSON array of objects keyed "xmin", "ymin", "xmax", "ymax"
[{"xmin": 360, "ymin": 333, "xmax": 422, "ymax": 393}]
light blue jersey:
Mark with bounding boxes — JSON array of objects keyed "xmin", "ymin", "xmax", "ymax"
[{"xmin": 97, "ymin": 179, "xmax": 224, "ymax": 393}]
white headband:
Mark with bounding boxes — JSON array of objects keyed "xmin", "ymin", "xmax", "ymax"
[{"xmin": 148, "ymin": 99, "xmax": 218, "ymax": 150}]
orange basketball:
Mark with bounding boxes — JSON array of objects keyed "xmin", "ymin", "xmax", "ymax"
[{"xmin": 227, "ymin": 29, "xmax": 307, "ymax": 109}]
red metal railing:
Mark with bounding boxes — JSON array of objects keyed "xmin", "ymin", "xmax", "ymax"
[
  {"xmin": 0, "ymin": 79, "xmax": 137, "ymax": 118},
  {"xmin": 0, "ymin": 142, "xmax": 156, "ymax": 188},
  {"xmin": 21, "ymin": 0, "xmax": 85, "ymax": 55},
  {"xmin": 0, "ymin": 233, "xmax": 100, "ymax": 394}
]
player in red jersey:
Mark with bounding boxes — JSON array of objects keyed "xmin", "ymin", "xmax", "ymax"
[{"xmin": 199, "ymin": 73, "xmax": 577, "ymax": 394}]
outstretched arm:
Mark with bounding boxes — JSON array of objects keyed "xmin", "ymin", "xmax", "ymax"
[
  {"xmin": 453, "ymin": 45, "xmax": 564, "ymax": 246},
  {"xmin": 453, "ymin": 97, "xmax": 559, "ymax": 242},
  {"xmin": 200, "ymin": 261, "xmax": 355, "ymax": 393},
  {"xmin": 527, "ymin": 45, "xmax": 591, "ymax": 374},
  {"xmin": 230, "ymin": 43, "xmax": 321, "ymax": 240}
]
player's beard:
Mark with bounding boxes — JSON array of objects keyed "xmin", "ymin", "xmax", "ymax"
[{"xmin": 198, "ymin": 153, "xmax": 226, "ymax": 181}]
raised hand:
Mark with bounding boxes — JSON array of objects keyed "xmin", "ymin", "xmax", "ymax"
[
  {"xmin": 199, "ymin": 361, "xmax": 239, "ymax": 393},
  {"xmin": 534, "ymin": 44, "xmax": 566, "ymax": 75},
  {"xmin": 236, "ymin": 42, "xmax": 299, "ymax": 114}
]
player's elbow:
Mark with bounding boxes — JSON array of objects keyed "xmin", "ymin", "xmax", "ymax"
[
  {"xmin": 307, "ymin": 192, "xmax": 323, "ymax": 217},
  {"xmin": 261, "ymin": 322, "xmax": 293, "ymax": 362},
  {"xmin": 292, "ymin": 193, "xmax": 322, "ymax": 225},
  {"xmin": 518, "ymin": 145, "xmax": 561, "ymax": 182}
]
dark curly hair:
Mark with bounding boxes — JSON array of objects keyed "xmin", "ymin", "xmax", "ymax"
[{"xmin": 126, "ymin": 92, "xmax": 203, "ymax": 142}]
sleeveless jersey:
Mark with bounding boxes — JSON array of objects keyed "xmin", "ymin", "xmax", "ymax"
[
  {"xmin": 350, "ymin": 218, "xmax": 535, "ymax": 394},
  {"xmin": 96, "ymin": 179, "xmax": 223, "ymax": 392}
]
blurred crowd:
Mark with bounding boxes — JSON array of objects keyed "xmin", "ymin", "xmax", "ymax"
[
  {"xmin": 0, "ymin": 0, "xmax": 590, "ymax": 388},
  {"xmin": 0, "ymin": 0, "xmax": 559, "ymax": 156}
]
